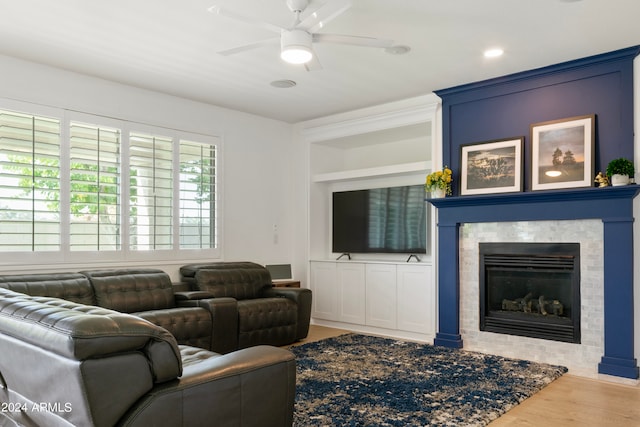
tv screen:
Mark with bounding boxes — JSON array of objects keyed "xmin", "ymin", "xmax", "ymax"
[{"xmin": 332, "ymin": 184, "xmax": 427, "ymax": 254}]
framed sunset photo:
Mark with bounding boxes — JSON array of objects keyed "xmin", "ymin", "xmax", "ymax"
[{"xmin": 530, "ymin": 114, "xmax": 595, "ymax": 191}]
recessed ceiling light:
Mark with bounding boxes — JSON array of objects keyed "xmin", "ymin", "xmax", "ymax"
[
  {"xmin": 484, "ymin": 48, "xmax": 504, "ymax": 58},
  {"xmin": 384, "ymin": 45, "xmax": 411, "ymax": 55},
  {"xmin": 270, "ymin": 79, "xmax": 297, "ymax": 89}
]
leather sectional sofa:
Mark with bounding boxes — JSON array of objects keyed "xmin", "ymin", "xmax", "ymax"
[
  {"xmin": 0, "ymin": 264, "xmax": 310, "ymax": 426},
  {"xmin": 0, "ymin": 287, "xmax": 295, "ymax": 427}
]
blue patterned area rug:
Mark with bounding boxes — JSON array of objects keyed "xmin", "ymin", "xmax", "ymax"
[{"xmin": 290, "ymin": 334, "xmax": 567, "ymax": 426}]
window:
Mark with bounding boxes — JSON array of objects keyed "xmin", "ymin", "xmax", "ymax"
[
  {"xmin": 0, "ymin": 103, "xmax": 220, "ymax": 263},
  {"xmin": 129, "ymin": 132, "xmax": 173, "ymax": 250},
  {"xmin": 179, "ymin": 140, "xmax": 217, "ymax": 249},
  {"xmin": 69, "ymin": 122, "xmax": 121, "ymax": 251},
  {"xmin": 0, "ymin": 109, "xmax": 61, "ymax": 252}
]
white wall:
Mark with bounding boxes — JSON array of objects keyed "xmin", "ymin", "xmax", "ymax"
[{"xmin": 0, "ymin": 55, "xmax": 297, "ymax": 280}]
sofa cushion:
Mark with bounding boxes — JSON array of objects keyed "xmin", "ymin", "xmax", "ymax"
[
  {"xmin": 0, "ymin": 272, "xmax": 95, "ymax": 305},
  {"xmin": 237, "ymin": 298, "xmax": 298, "ymax": 348},
  {"xmin": 135, "ymin": 307, "xmax": 212, "ymax": 350},
  {"xmin": 194, "ymin": 268, "xmax": 273, "ymax": 300},
  {"xmin": 81, "ymin": 268, "xmax": 176, "ymax": 312}
]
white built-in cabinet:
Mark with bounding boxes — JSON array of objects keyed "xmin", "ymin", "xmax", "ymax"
[
  {"xmin": 309, "ymin": 261, "xmax": 339, "ymax": 320},
  {"xmin": 338, "ymin": 262, "xmax": 366, "ymax": 324},
  {"xmin": 301, "ymin": 94, "xmax": 441, "ymax": 343},
  {"xmin": 310, "ymin": 261, "xmax": 435, "ymax": 341},
  {"xmin": 396, "ymin": 264, "xmax": 435, "ymax": 334},
  {"xmin": 365, "ymin": 263, "xmax": 397, "ymax": 329}
]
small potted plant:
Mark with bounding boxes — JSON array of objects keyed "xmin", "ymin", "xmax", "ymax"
[
  {"xmin": 425, "ymin": 166, "xmax": 453, "ymax": 198},
  {"xmin": 605, "ymin": 158, "xmax": 635, "ymax": 186}
]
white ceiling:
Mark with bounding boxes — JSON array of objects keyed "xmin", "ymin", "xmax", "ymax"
[{"xmin": 1, "ymin": 0, "xmax": 639, "ymax": 123}]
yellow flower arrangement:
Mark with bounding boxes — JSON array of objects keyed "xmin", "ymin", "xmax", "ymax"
[{"xmin": 425, "ymin": 166, "xmax": 453, "ymax": 195}]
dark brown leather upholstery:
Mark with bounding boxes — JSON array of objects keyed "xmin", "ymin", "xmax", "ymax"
[
  {"xmin": 181, "ymin": 262, "xmax": 312, "ymax": 352},
  {"xmin": 81, "ymin": 268, "xmax": 177, "ymax": 312},
  {"xmin": 0, "ymin": 287, "xmax": 296, "ymax": 427},
  {"xmin": 179, "ymin": 261, "xmax": 265, "ymax": 283},
  {"xmin": 81, "ymin": 268, "xmax": 214, "ymax": 350},
  {"xmin": 0, "ymin": 270, "xmax": 216, "ymax": 352},
  {"xmin": 0, "ymin": 272, "xmax": 96, "ymax": 305}
]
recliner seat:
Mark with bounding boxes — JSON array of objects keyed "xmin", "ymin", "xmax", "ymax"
[{"xmin": 180, "ymin": 262, "xmax": 312, "ymax": 353}]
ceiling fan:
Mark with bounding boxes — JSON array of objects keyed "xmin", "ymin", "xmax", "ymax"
[{"xmin": 208, "ymin": 0, "xmax": 395, "ymax": 71}]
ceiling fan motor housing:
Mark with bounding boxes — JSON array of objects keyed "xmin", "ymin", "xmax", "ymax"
[{"xmin": 280, "ymin": 29, "xmax": 313, "ymax": 64}]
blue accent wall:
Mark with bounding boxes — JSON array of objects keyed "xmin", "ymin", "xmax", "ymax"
[
  {"xmin": 432, "ymin": 46, "xmax": 640, "ymax": 379},
  {"xmin": 437, "ymin": 46, "xmax": 638, "ymax": 195}
]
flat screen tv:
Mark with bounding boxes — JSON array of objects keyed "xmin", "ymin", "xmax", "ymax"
[{"xmin": 332, "ymin": 184, "xmax": 427, "ymax": 254}]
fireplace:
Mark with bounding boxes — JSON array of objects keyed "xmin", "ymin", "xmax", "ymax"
[{"xmin": 479, "ymin": 242, "xmax": 580, "ymax": 344}]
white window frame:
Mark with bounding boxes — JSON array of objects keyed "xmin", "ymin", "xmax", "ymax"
[{"xmin": 0, "ymin": 100, "xmax": 222, "ymax": 267}]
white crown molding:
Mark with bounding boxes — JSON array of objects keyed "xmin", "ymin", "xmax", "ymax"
[{"xmin": 301, "ymin": 94, "xmax": 440, "ymax": 144}]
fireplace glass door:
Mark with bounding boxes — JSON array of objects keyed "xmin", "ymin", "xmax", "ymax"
[{"xmin": 479, "ymin": 242, "xmax": 580, "ymax": 343}]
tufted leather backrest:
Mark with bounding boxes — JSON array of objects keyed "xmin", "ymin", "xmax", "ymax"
[
  {"xmin": 180, "ymin": 261, "xmax": 266, "ymax": 289},
  {"xmin": 194, "ymin": 267, "xmax": 273, "ymax": 300},
  {"xmin": 0, "ymin": 287, "xmax": 181, "ymax": 427},
  {"xmin": 81, "ymin": 268, "xmax": 176, "ymax": 313},
  {"xmin": 0, "ymin": 272, "xmax": 96, "ymax": 305},
  {"xmin": 180, "ymin": 261, "xmax": 265, "ymax": 279},
  {"xmin": 0, "ymin": 288, "xmax": 181, "ymax": 376}
]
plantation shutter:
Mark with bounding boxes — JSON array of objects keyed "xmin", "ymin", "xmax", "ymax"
[
  {"xmin": 179, "ymin": 140, "xmax": 217, "ymax": 249},
  {"xmin": 0, "ymin": 110, "xmax": 61, "ymax": 251},
  {"xmin": 69, "ymin": 122, "xmax": 121, "ymax": 250},
  {"xmin": 129, "ymin": 132, "xmax": 173, "ymax": 250}
]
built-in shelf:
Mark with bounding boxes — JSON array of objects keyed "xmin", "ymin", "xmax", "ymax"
[{"xmin": 312, "ymin": 160, "xmax": 430, "ymax": 183}]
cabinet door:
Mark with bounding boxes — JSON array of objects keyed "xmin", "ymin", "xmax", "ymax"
[
  {"xmin": 310, "ymin": 262, "xmax": 338, "ymax": 320},
  {"xmin": 365, "ymin": 264, "xmax": 397, "ymax": 329},
  {"xmin": 397, "ymin": 264, "xmax": 435, "ymax": 334},
  {"xmin": 338, "ymin": 263, "xmax": 366, "ymax": 324}
]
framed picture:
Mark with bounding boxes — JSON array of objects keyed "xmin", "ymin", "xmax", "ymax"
[
  {"xmin": 530, "ymin": 114, "xmax": 595, "ymax": 191},
  {"xmin": 460, "ymin": 137, "xmax": 524, "ymax": 195}
]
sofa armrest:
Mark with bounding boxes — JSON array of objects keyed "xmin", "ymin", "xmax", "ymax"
[
  {"xmin": 177, "ymin": 297, "xmax": 239, "ymax": 354},
  {"xmin": 119, "ymin": 345, "xmax": 295, "ymax": 427},
  {"xmin": 264, "ymin": 287, "xmax": 312, "ymax": 340},
  {"xmin": 174, "ymin": 290, "xmax": 215, "ymax": 301}
]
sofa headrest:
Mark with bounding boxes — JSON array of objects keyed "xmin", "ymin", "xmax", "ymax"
[
  {"xmin": 194, "ymin": 267, "xmax": 272, "ymax": 300},
  {"xmin": 81, "ymin": 268, "xmax": 176, "ymax": 313},
  {"xmin": 180, "ymin": 261, "xmax": 265, "ymax": 278},
  {"xmin": 0, "ymin": 272, "xmax": 96, "ymax": 305},
  {"xmin": 0, "ymin": 288, "xmax": 182, "ymax": 382}
]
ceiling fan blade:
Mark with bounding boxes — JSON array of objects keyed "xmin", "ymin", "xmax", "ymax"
[
  {"xmin": 218, "ymin": 37, "xmax": 279, "ymax": 56},
  {"xmin": 313, "ymin": 33, "xmax": 394, "ymax": 48},
  {"xmin": 298, "ymin": 0, "xmax": 352, "ymax": 33},
  {"xmin": 304, "ymin": 48, "xmax": 323, "ymax": 71},
  {"xmin": 208, "ymin": 5, "xmax": 283, "ymax": 34}
]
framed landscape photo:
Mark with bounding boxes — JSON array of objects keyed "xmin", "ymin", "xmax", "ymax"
[
  {"xmin": 460, "ymin": 137, "xmax": 524, "ymax": 195},
  {"xmin": 530, "ymin": 114, "xmax": 595, "ymax": 191}
]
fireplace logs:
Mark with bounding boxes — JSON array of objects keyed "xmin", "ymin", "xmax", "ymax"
[{"xmin": 501, "ymin": 293, "xmax": 564, "ymax": 316}]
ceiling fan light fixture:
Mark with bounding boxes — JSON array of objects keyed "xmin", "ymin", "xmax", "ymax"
[
  {"xmin": 281, "ymin": 29, "xmax": 313, "ymax": 64},
  {"xmin": 281, "ymin": 47, "xmax": 313, "ymax": 64}
]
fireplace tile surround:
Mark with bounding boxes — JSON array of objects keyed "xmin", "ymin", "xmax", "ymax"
[
  {"xmin": 461, "ymin": 220, "xmax": 600, "ymax": 377},
  {"xmin": 429, "ymin": 186, "xmax": 640, "ymax": 380}
]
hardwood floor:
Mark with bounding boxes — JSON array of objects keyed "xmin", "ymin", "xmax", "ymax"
[{"xmin": 293, "ymin": 325, "xmax": 640, "ymax": 426}]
